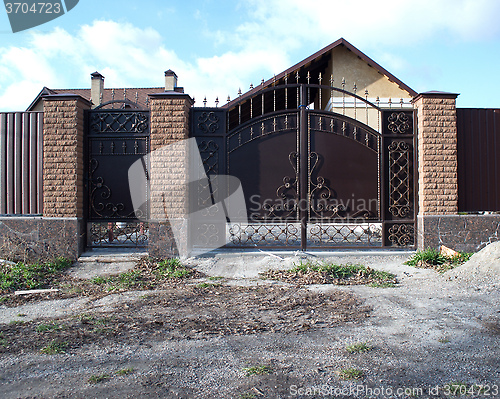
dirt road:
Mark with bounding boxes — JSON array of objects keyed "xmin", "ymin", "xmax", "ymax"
[{"xmin": 0, "ymin": 252, "xmax": 498, "ymax": 398}]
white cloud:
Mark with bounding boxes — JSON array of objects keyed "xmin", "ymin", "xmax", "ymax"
[
  {"xmin": 0, "ymin": 19, "xmax": 291, "ymax": 110},
  {"xmin": 234, "ymin": 0, "xmax": 500, "ymax": 47},
  {"xmin": 0, "ymin": 0, "xmax": 499, "ymax": 110}
]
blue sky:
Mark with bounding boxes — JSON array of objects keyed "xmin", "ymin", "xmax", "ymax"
[{"xmin": 1, "ymin": 0, "xmax": 500, "ymax": 110}]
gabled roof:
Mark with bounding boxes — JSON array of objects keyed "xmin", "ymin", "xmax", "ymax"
[
  {"xmin": 223, "ymin": 37, "xmax": 417, "ymax": 108},
  {"xmin": 27, "ymin": 87, "xmax": 164, "ymax": 111}
]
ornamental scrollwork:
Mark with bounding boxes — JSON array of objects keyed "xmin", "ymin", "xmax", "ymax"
[
  {"xmin": 90, "ymin": 111, "xmax": 149, "ymax": 134},
  {"xmin": 387, "ymin": 112, "xmax": 411, "ymax": 134},
  {"xmin": 89, "ymin": 158, "xmax": 139, "ymax": 219},
  {"xmin": 197, "ymin": 112, "xmax": 220, "ymax": 134},
  {"xmin": 387, "ymin": 224, "xmax": 414, "ymax": 246},
  {"xmin": 388, "ymin": 141, "xmax": 412, "ymax": 218}
]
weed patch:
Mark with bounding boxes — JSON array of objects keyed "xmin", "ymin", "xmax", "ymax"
[
  {"xmin": 196, "ymin": 282, "xmax": 221, "ymax": 288},
  {"xmin": 242, "ymin": 365, "xmax": 273, "ymax": 376},
  {"xmin": 35, "ymin": 323, "xmax": 62, "ymax": 333},
  {"xmin": 346, "ymin": 342, "xmax": 372, "ymax": 353},
  {"xmin": 156, "ymin": 258, "xmax": 192, "ymax": 279},
  {"xmin": 338, "ymin": 368, "xmax": 364, "ymax": 380},
  {"xmin": 90, "ymin": 270, "xmax": 144, "ymax": 292},
  {"xmin": 116, "ymin": 367, "xmax": 134, "ymax": 376},
  {"xmin": 40, "ymin": 340, "xmax": 67, "ymax": 354},
  {"xmin": 0, "ymin": 258, "xmax": 71, "ymax": 293},
  {"xmin": 88, "ymin": 373, "xmax": 111, "ymax": 384},
  {"xmin": 262, "ymin": 261, "xmax": 397, "ymax": 286},
  {"xmin": 405, "ymin": 249, "xmax": 473, "ymax": 273}
]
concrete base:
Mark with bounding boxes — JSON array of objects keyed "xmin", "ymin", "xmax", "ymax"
[
  {"xmin": 417, "ymin": 214, "xmax": 500, "ymax": 252},
  {"xmin": 68, "ymin": 248, "xmax": 148, "ymax": 279},
  {"xmin": 0, "ymin": 216, "xmax": 85, "ymax": 262}
]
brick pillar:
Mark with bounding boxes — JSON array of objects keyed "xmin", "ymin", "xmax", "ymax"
[
  {"xmin": 41, "ymin": 94, "xmax": 91, "ymax": 259},
  {"xmin": 413, "ymin": 91, "xmax": 459, "ymax": 249},
  {"xmin": 148, "ymin": 93, "xmax": 193, "ymax": 257}
]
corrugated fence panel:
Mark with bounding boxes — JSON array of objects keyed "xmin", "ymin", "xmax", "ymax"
[
  {"xmin": 0, "ymin": 112, "xmax": 43, "ymax": 215},
  {"xmin": 457, "ymin": 108, "xmax": 500, "ymax": 212}
]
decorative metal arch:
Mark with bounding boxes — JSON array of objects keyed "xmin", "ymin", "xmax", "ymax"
[{"xmin": 94, "ymin": 99, "xmax": 146, "ymax": 110}]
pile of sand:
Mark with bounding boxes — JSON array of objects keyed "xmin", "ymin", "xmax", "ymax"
[{"xmin": 445, "ymin": 241, "xmax": 500, "ymax": 288}]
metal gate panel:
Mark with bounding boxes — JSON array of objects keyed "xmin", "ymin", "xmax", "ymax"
[
  {"xmin": 86, "ymin": 107, "xmax": 150, "ymax": 247},
  {"xmin": 190, "ymin": 83, "xmax": 416, "ymax": 249}
]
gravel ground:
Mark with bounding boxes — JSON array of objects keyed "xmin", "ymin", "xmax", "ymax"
[{"xmin": 0, "ymin": 251, "xmax": 499, "ymax": 399}]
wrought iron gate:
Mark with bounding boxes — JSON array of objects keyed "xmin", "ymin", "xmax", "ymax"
[
  {"xmin": 191, "ymin": 81, "xmax": 415, "ymax": 249},
  {"xmin": 86, "ymin": 101, "xmax": 150, "ymax": 247}
]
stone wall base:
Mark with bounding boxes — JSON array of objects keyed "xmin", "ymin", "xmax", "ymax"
[
  {"xmin": 417, "ymin": 214, "xmax": 500, "ymax": 252},
  {"xmin": 0, "ymin": 217, "xmax": 85, "ymax": 262}
]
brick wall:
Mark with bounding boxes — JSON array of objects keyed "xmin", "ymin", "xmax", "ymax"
[
  {"xmin": 413, "ymin": 92, "xmax": 459, "ymax": 215},
  {"xmin": 43, "ymin": 95, "xmax": 90, "ymax": 218}
]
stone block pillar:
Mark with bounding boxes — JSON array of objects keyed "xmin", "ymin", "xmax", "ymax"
[
  {"xmin": 39, "ymin": 94, "xmax": 90, "ymax": 259},
  {"xmin": 413, "ymin": 91, "xmax": 460, "ymax": 249},
  {"xmin": 148, "ymin": 92, "xmax": 193, "ymax": 257}
]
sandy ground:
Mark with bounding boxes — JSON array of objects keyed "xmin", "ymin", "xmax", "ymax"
[{"xmin": 0, "ymin": 251, "xmax": 499, "ymax": 399}]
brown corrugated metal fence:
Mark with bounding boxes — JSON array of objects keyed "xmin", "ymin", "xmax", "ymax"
[
  {"xmin": 457, "ymin": 108, "xmax": 500, "ymax": 212},
  {"xmin": 0, "ymin": 112, "xmax": 43, "ymax": 214}
]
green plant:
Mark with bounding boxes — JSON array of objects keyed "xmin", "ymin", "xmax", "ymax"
[
  {"xmin": 239, "ymin": 393, "xmax": 257, "ymax": 399},
  {"xmin": 338, "ymin": 368, "xmax": 364, "ymax": 380},
  {"xmin": 291, "ymin": 261, "xmax": 396, "ymax": 282},
  {"xmin": 116, "ymin": 270, "xmax": 143, "ymax": 288},
  {"xmin": 438, "ymin": 337, "xmax": 451, "ymax": 344},
  {"xmin": 156, "ymin": 258, "xmax": 192, "ymax": 279},
  {"xmin": 35, "ymin": 323, "xmax": 61, "ymax": 333},
  {"xmin": 116, "ymin": 367, "xmax": 134, "ymax": 376},
  {"xmin": 450, "ymin": 252, "xmax": 473, "ymax": 265},
  {"xmin": 9, "ymin": 320, "xmax": 24, "ymax": 325},
  {"xmin": 405, "ymin": 249, "xmax": 473, "ymax": 273},
  {"xmin": 0, "ymin": 332, "xmax": 6, "ymax": 347},
  {"xmin": 91, "ymin": 276, "xmax": 109, "ymax": 285},
  {"xmin": 208, "ymin": 276, "xmax": 224, "ymax": 281},
  {"xmin": 346, "ymin": 342, "xmax": 372, "ymax": 353},
  {"xmin": 91, "ymin": 270, "xmax": 143, "ymax": 291},
  {"xmin": 88, "ymin": 373, "xmax": 111, "ymax": 384},
  {"xmin": 369, "ymin": 281, "xmax": 396, "ymax": 288},
  {"xmin": 40, "ymin": 340, "xmax": 67, "ymax": 354},
  {"xmin": 0, "ymin": 258, "xmax": 71, "ymax": 292},
  {"xmin": 405, "ymin": 248, "xmax": 447, "ymax": 267},
  {"xmin": 242, "ymin": 365, "xmax": 272, "ymax": 376},
  {"xmin": 77, "ymin": 313, "xmax": 95, "ymax": 323},
  {"xmin": 196, "ymin": 282, "xmax": 221, "ymax": 288}
]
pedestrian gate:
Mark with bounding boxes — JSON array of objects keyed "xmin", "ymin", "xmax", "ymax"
[{"xmin": 85, "ymin": 100, "xmax": 149, "ymax": 247}]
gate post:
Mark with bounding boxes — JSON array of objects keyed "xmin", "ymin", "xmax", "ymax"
[
  {"xmin": 413, "ymin": 91, "xmax": 459, "ymax": 250},
  {"xmin": 42, "ymin": 94, "xmax": 91, "ymax": 259},
  {"xmin": 148, "ymin": 92, "xmax": 194, "ymax": 258},
  {"xmin": 299, "ymin": 85, "xmax": 308, "ymax": 251}
]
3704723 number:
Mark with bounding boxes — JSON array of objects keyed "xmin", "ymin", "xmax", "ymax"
[{"xmin": 5, "ymin": 2, "xmax": 62, "ymax": 14}]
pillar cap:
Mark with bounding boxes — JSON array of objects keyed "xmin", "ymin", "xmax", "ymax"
[
  {"xmin": 42, "ymin": 93, "xmax": 92, "ymax": 106},
  {"xmin": 412, "ymin": 91, "xmax": 459, "ymax": 102},
  {"xmin": 148, "ymin": 92, "xmax": 193, "ymax": 104}
]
